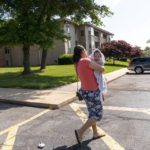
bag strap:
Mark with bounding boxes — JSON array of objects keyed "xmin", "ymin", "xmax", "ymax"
[
  {"xmin": 77, "ymin": 73, "xmax": 79, "ymax": 91},
  {"xmin": 75, "ymin": 63, "xmax": 79, "ymax": 92}
]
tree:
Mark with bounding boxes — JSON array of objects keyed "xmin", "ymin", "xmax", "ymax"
[
  {"xmin": 40, "ymin": 49, "xmax": 48, "ymax": 70},
  {"xmin": 144, "ymin": 40, "xmax": 150, "ymax": 56},
  {"xmin": 0, "ymin": 0, "xmax": 65, "ymax": 74},
  {"xmin": 117, "ymin": 40, "xmax": 131, "ymax": 58},
  {"xmin": 101, "ymin": 40, "xmax": 124, "ymax": 64},
  {"xmin": 0, "ymin": 0, "xmax": 112, "ymax": 74},
  {"xmin": 130, "ymin": 46, "xmax": 143, "ymax": 58},
  {"xmin": 101, "ymin": 40, "xmax": 143, "ymax": 63},
  {"xmin": 144, "ymin": 46, "xmax": 150, "ymax": 56},
  {"xmin": 146, "ymin": 39, "xmax": 150, "ymax": 43},
  {"xmin": 145, "ymin": 46, "xmax": 150, "ymax": 51}
]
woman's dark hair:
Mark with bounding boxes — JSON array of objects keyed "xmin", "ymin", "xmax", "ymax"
[{"xmin": 73, "ymin": 45, "xmax": 85, "ymax": 63}]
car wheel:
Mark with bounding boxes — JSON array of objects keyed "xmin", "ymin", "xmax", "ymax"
[{"xmin": 135, "ymin": 67, "xmax": 143, "ymax": 74}]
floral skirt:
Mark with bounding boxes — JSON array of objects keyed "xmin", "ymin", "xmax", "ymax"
[{"xmin": 79, "ymin": 88, "xmax": 103, "ymax": 121}]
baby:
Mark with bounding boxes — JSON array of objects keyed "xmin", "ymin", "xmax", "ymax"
[{"xmin": 89, "ymin": 49, "xmax": 107, "ymax": 98}]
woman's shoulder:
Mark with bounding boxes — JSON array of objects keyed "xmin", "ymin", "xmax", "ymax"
[
  {"xmin": 80, "ymin": 57, "xmax": 91, "ymax": 62},
  {"xmin": 79, "ymin": 58, "xmax": 91, "ymax": 67},
  {"xmin": 79, "ymin": 58, "xmax": 91, "ymax": 66}
]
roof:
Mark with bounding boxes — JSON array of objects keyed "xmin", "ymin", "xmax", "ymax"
[
  {"xmin": 84, "ymin": 22, "xmax": 114, "ymax": 36},
  {"xmin": 61, "ymin": 18, "xmax": 114, "ymax": 36}
]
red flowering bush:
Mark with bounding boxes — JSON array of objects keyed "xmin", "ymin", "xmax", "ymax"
[{"xmin": 101, "ymin": 40, "xmax": 143, "ymax": 63}]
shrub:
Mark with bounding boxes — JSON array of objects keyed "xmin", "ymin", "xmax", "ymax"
[{"xmin": 58, "ymin": 54, "xmax": 73, "ymax": 64}]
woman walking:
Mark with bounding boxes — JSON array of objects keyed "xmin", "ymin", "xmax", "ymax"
[{"xmin": 73, "ymin": 45, "xmax": 105, "ymax": 145}]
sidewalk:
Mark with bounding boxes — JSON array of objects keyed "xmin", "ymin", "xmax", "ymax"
[{"xmin": 0, "ymin": 68, "xmax": 128, "ymax": 109}]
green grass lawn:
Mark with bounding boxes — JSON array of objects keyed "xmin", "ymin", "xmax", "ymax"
[
  {"xmin": 105, "ymin": 60, "xmax": 128, "ymax": 73},
  {"xmin": 0, "ymin": 61, "xmax": 128, "ymax": 89}
]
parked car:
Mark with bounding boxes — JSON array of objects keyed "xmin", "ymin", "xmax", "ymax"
[{"xmin": 128, "ymin": 57, "xmax": 150, "ymax": 74}]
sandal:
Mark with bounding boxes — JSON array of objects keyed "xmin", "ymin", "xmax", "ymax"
[
  {"xmin": 74, "ymin": 130, "xmax": 81, "ymax": 145},
  {"xmin": 92, "ymin": 134, "xmax": 105, "ymax": 140}
]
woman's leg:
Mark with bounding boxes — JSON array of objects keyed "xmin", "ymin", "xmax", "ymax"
[
  {"xmin": 77, "ymin": 119, "xmax": 105, "ymax": 141},
  {"xmin": 76, "ymin": 118, "xmax": 96, "ymax": 140},
  {"xmin": 76, "ymin": 89, "xmax": 103, "ymax": 141},
  {"xmin": 92, "ymin": 122, "xmax": 99, "ymax": 137},
  {"xmin": 92, "ymin": 122, "xmax": 105, "ymax": 138}
]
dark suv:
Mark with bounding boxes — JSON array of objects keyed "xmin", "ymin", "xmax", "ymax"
[{"xmin": 128, "ymin": 57, "xmax": 150, "ymax": 74}]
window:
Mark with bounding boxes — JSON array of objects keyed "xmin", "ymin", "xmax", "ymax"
[
  {"xmin": 140, "ymin": 58, "xmax": 147, "ymax": 62},
  {"xmin": 95, "ymin": 42, "xmax": 99, "ymax": 48},
  {"xmin": 80, "ymin": 30, "xmax": 84, "ymax": 36},
  {"xmin": 132, "ymin": 58, "xmax": 141, "ymax": 63},
  {"xmin": 133, "ymin": 58, "xmax": 146, "ymax": 63},
  {"xmin": 145, "ymin": 58, "xmax": 150, "ymax": 62},
  {"xmin": 5, "ymin": 48, "xmax": 10, "ymax": 54},
  {"xmin": 66, "ymin": 24, "xmax": 70, "ymax": 33},
  {"xmin": 103, "ymin": 34, "xmax": 107, "ymax": 39},
  {"xmin": 94, "ymin": 31, "xmax": 99, "ymax": 37}
]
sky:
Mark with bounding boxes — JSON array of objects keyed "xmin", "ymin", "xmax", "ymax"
[{"xmin": 95, "ymin": 0, "xmax": 150, "ymax": 49}]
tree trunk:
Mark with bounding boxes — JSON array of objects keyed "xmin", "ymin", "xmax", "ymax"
[
  {"xmin": 113, "ymin": 57, "xmax": 115, "ymax": 65},
  {"xmin": 22, "ymin": 44, "xmax": 31, "ymax": 75},
  {"xmin": 40, "ymin": 48, "xmax": 48, "ymax": 70}
]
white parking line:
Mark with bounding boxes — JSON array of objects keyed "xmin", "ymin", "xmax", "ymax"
[
  {"xmin": 76, "ymin": 103, "xmax": 150, "ymax": 115},
  {"xmin": 70, "ymin": 103, "xmax": 125, "ymax": 150}
]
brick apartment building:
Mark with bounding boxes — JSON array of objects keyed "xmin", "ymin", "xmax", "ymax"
[{"xmin": 0, "ymin": 19, "xmax": 113, "ymax": 67}]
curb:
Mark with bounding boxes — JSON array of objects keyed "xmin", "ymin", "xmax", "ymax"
[
  {"xmin": 0, "ymin": 96, "xmax": 77, "ymax": 109},
  {"xmin": 105, "ymin": 68, "xmax": 128, "ymax": 83},
  {"xmin": 0, "ymin": 68, "xmax": 128, "ymax": 109},
  {"xmin": 0, "ymin": 90, "xmax": 77, "ymax": 109}
]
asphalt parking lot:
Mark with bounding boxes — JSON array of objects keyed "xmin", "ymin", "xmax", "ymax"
[{"xmin": 0, "ymin": 73, "xmax": 150, "ymax": 150}]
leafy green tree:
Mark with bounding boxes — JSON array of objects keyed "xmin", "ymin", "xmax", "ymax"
[
  {"xmin": 143, "ymin": 46, "xmax": 150, "ymax": 56},
  {"xmin": 145, "ymin": 46, "xmax": 150, "ymax": 51},
  {"xmin": 146, "ymin": 39, "xmax": 150, "ymax": 43},
  {"xmin": 0, "ymin": 0, "xmax": 112, "ymax": 74}
]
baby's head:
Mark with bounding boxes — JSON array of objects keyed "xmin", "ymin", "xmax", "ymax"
[{"xmin": 93, "ymin": 50, "xmax": 101, "ymax": 62}]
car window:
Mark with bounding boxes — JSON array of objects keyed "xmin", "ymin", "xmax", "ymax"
[
  {"xmin": 132, "ymin": 57, "xmax": 150, "ymax": 63},
  {"xmin": 139, "ymin": 58, "xmax": 147, "ymax": 62},
  {"xmin": 132, "ymin": 58, "xmax": 139, "ymax": 62},
  {"xmin": 132, "ymin": 58, "xmax": 142, "ymax": 63},
  {"xmin": 145, "ymin": 58, "xmax": 150, "ymax": 62}
]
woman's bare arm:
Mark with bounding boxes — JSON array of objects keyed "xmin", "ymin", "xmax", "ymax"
[{"xmin": 89, "ymin": 61, "xmax": 105, "ymax": 73}]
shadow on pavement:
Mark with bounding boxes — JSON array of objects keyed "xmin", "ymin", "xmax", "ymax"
[
  {"xmin": 53, "ymin": 139, "xmax": 93, "ymax": 150},
  {"xmin": 0, "ymin": 102, "xmax": 22, "ymax": 110}
]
